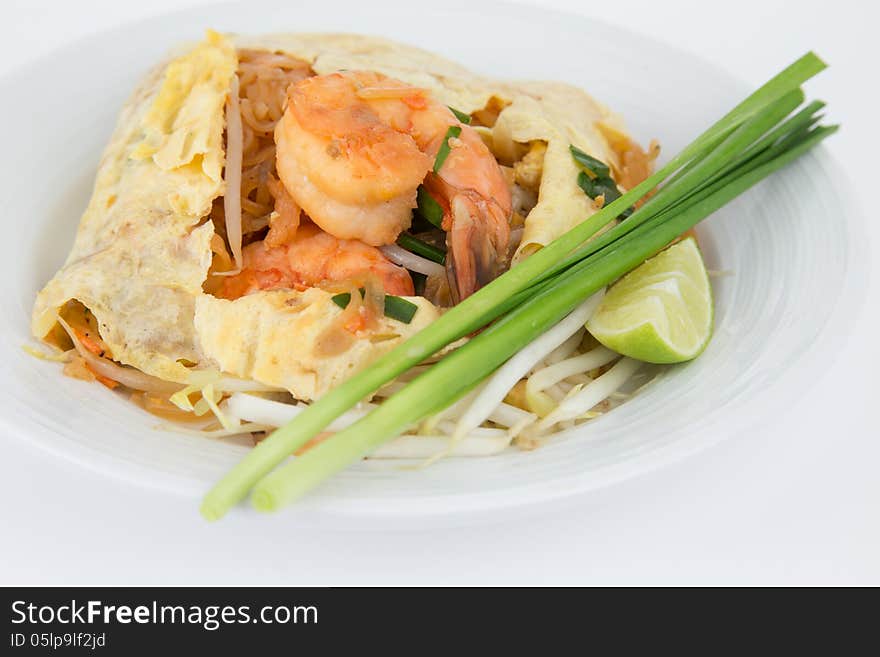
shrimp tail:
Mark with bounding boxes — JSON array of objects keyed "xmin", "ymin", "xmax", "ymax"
[{"xmin": 446, "ymin": 194, "xmax": 510, "ymax": 303}]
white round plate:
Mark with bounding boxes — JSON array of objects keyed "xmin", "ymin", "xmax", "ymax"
[{"xmin": 0, "ymin": 0, "xmax": 866, "ymax": 520}]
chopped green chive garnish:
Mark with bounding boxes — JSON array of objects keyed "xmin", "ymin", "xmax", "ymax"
[
  {"xmin": 397, "ymin": 232, "xmax": 446, "ymax": 264},
  {"xmin": 570, "ymin": 145, "xmax": 611, "ymax": 179},
  {"xmin": 448, "ymin": 106, "xmax": 472, "ymax": 124},
  {"xmin": 330, "ymin": 292, "xmax": 352, "ymax": 309},
  {"xmin": 572, "ymin": 147, "xmax": 633, "ymax": 218},
  {"xmin": 577, "ymin": 171, "xmax": 622, "ymax": 204},
  {"xmin": 415, "ymin": 185, "xmax": 444, "ymax": 229},
  {"xmin": 383, "ymin": 296, "xmax": 420, "ymax": 324},
  {"xmin": 433, "ymin": 125, "xmax": 462, "ymax": 173},
  {"xmin": 331, "ymin": 289, "xmax": 419, "ymax": 324}
]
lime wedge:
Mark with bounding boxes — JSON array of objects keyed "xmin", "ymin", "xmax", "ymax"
[{"xmin": 586, "ymin": 237, "xmax": 713, "ymax": 363}]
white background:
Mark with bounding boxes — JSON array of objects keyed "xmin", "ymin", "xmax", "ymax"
[{"xmin": 1, "ymin": 0, "xmax": 877, "ymax": 584}]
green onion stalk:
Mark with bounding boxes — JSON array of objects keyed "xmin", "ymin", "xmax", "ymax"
[{"xmin": 201, "ymin": 52, "xmax": 834, "ymax": 519}]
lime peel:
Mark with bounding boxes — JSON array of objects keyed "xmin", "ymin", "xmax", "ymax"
[{"xmin": 586, "ymin": 237, "xmax": 713, "ymax": 364}]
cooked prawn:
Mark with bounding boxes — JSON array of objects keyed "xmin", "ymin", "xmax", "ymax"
[
  {"xmin": 275, "ymin": 70, "xmax": 511, "ymax": 301},
  {"xmin": 217, "ymin": 221, "xmax": 414, "ymax": 300}
]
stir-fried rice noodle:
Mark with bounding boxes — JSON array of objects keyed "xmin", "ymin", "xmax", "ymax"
[
  {"xmin": 208, "ymin": 50, "xmax": 313, "ymax": 279},
  {"xmin": 223, "ymin": 75, "xmax": 243, "ymax": 270}
]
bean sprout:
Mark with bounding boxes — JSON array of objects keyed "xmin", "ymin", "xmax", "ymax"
[{"xmin": 539, "ymin": 358, "xmax": 642, "ymax": 429}]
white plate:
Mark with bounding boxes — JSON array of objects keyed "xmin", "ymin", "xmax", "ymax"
[{"xmin": 0, "ymin": 0, "xmax": 867, "ymax": 520}]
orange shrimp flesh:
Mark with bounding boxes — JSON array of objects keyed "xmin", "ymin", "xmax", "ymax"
[
  {"xmin": 275, "ymin": 71, "xmax": 512, "ymax": 302},
  {"xmin": 216, "ymin": 222, "xmax": 414, "ymax": 300}
]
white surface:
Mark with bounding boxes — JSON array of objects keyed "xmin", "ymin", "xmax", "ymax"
[{"xmin": 1, "ymin": 0, "xmax": 877, "ymax": 585}]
